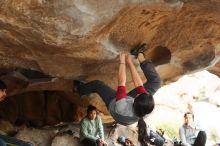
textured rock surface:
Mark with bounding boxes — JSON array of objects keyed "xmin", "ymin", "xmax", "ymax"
[
  {"xmin": 14, "ymin": 123, "xmax": 171, "ymax": 146},
  {"xmin": 0, "ymin": 0, "xmax": 220, "ymax": 125},
  {"xmin": 16, "ymin": 128, "xmax": 56, "ymax": 146},
  {"xmin": 0, "ymin": 0, "xmax": 219, "ymax": 80}
]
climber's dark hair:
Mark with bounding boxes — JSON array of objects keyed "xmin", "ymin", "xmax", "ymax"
[
  {"xmin": 138, "ymin": 117, "xmax": 149, "ymax": 146},
  {"xmin": 134, "ymin": 93, "xmax": 154, "ymax": 146},
  {"xmin": 133, "ymin": 93, "xmax": 155, "ymax": 117},
  {"xmin": 0, "ymin": 80, "xmax": 7, "ymax": 90},
  {"xmin": 87, "ymin": 105, "xmax": 97, "ymax": 114}
]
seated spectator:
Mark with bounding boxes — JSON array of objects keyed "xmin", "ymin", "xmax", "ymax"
[
  {"xmin": 80, "ymin": 105, "xmax": 108, "ymax": 146},
  {"xmin": 0, "ymin": 80, "xmax": 7, "ymax": 102},
  {"xmin": 0, "ymin": 80, "xmax": 34, "ymax": 146},
  {"xmin": 179, "ymin": 112, "xmax": 206, "ymax": 146}
]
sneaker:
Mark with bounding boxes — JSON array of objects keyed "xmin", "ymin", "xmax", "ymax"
[
  {"xmin": 117, "ymin": 136, "xmax": 126, "ymax": 144},
  {"xmin": 130, "ymin": 43, "xmax": 147, "ymax": 58}
]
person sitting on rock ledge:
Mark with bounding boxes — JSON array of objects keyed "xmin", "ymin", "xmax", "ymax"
[
  {"xmin": 0, "ymin": 80, "xmax": 7, "ymax": 102},
  {"xmin": 80, "ymin": 105, "xmax": 108, "ymax": 146},
  {"xmin": 0, "ymin": 80, "xmax": 35, "ymax": 146},
  {"xmin": 179, "ymin": 112, "xmax": 207, "ymax": 146}
]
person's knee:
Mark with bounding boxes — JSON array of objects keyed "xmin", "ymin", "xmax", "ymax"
[
  {"xmin": 0, "ymin": 139, "xmax": 6, "ymax": 146},
  {"xmin": 198, "ymin": 131, "xmax": 207, "ymax": 138}
]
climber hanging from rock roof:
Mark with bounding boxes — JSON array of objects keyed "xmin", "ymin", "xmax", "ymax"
[{"xmin": 74, "ymin": 43, "xmax": 162, "ymax": 146}]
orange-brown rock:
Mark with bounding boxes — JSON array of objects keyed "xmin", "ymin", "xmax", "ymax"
[{"xmin": 0, "ymin": 0, "xmax": 220, "ymax": 125}]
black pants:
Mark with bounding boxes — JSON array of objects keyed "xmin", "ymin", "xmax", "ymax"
[
  {"xmin": 77, "ymin": 60, "xmax": 161, "ymax": 108},
  {"xmin": 81, "ymin": 138, "xmax": 97, "ymax": 146},
  {"xmin": 193, "ymin": 131, "xmax": 207, "ymax": 146}
]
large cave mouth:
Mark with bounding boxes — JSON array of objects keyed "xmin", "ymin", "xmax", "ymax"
[
  {"xmin": 0, "ymin": 67, "xmax": 88, "ymax": 131},
  {"xmin": 0, "ymin": 91, "xmax": 77, "ymax": 128}
]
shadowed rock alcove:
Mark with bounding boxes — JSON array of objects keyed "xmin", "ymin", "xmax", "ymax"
[{"xmin": 146, "ymin": 46, "xmax": 171, "ymax": 66}]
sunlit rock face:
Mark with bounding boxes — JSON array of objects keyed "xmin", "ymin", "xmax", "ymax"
[{"xmin": 0, "ymin": 0, "xmax": 220, "ymax": 125}]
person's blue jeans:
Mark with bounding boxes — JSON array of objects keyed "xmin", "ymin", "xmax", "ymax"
[
  {"xmin": 0, "ymin": 139, "xmax": 6, "ymax": 146},
  {"xmin": 0, "ymin": 134, "xmax": 34, "ymax": 146}
]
